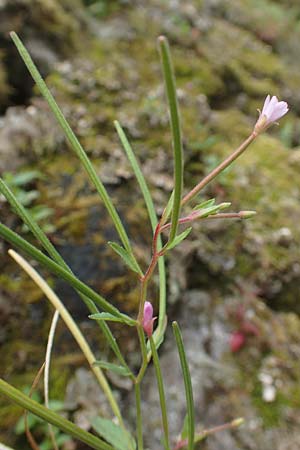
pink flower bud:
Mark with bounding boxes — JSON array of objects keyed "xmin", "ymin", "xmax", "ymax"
[
  {"xmin": 229, "ymin": 331, "xmax": 246, "ymax": 353},
  {"xmin": 142, "ymin": 301, "xmax": 156, "ymax": 337},
  {"xmin": 254, "ymin": 95, "xmax": 288, "ymax": 134}
]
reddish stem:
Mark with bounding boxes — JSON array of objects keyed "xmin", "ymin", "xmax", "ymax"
[
  {"xmin": 137, "ymin": 221, "xmax": 163, "ymax": 322},
  {"xmin": 173, "ymin": 419, "xmax": 243, "ymax": 450},
  {"xmin": 160, "ymin": 211, "xmax": 247, "ymax": 233}
]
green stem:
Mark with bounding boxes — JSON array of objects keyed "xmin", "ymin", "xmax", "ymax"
[
  {"xmin": 158, "ymin": 36, "xmax": 183, "ymax": 245},
  {"xmin": 134, "ymin": 383, "xmax": 143, "ymax": 450},
  {"xmin": 0, "ymin": 379, "xmax": 113, "ymax": 450},
  {"xmin": 149, "ymin": 337, "xmax": 170, "ymax": 450},
  {"xmin": 114, "ymin": 121, "xmax": 167, "ymax": 343},
  {"xmin": 136, "ymin": 324, "xmax": 149, "ymax": 383},
  {"xmin": 172, "ymin": 322, "xmax": 195, "ymax": 450}
]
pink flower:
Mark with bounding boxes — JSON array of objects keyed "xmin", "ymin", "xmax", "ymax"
[
  {"xmin": 229, "ymin": 331, "xmax": 246, "ymax": 353},
  {"xmin": 142, "ymin": 301, "xmax": 156, "ymax": 337},
  {"xmin": 254, "ymin": 95, "xmax": 289, "ymax": 134}
]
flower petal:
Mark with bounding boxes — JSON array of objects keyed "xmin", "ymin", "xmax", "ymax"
[
  {"xmin": 261, "ymin": 94, "xmax": 271, "ymax": 115},
  {"xmin": 264, "ymin": 95, "xmax": 278, "ymax": 119},
  {"xmin": 268, "ymin": 102, "xmax": 289, "ymax": 122}
]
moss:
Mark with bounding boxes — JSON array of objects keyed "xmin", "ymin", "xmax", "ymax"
[
  {"xmin": 10, "ymin": 0, "xmax": 84, "ymax": 53},
  {"xmin": 174, "ymin": 48, "xmax": 225, "ymax": 97},
  {"xmin": 251, "ymin": 383, "xmax": 286, "ymax": 427}
]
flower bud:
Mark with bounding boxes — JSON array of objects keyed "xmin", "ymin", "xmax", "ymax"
[
  {"xmin": 231, "ymin": 418, "xmax": 244, "ymax": 428},
  {"xmin": 142, "ymin": 301, "xmax": 156, "ymax": 337},
  {"xmin": 239, "ymin": 210, "xmax": 257, "ymax": 219},
  {"xmin": 229, "ymin": 331, "xmax": 245, "ymax": 352}
]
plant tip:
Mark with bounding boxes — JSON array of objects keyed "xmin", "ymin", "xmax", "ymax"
[
  {"xmin": 240, "ymin": 210, "xmax": 257, "ymax": 219},
  {"xmin": 231, "ymin": 417, "xmax": 244, "ymax": 427}
]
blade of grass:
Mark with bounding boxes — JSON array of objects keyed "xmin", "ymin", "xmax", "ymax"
[
  {"xmin": 10, "ymin": 31, "xmax": 141, "ymax": 274},
  {"xmin": 158, "ymin": 36, "xmax": 183, "ymax": 245},
  {"xmin": 0, "ymin": 222, "xmax": 135, "ymax": 323},
  {"xmin": 114, "ymin": 121, "xmax": 167, "ymax": 344},
  {"xmin": 8, "ymin": 249, "xmax": 124, "ymax": 425},
  {"xmin": 0, "ymin": 379, "xmax": 113, "ymax": 450},
  {"xmin": 0, "ymin": 177, "xmax": 132, "ymax": 369},
  {"xmin": 172, "ymin": 322, "xmax": 195, "ymax": 450}
]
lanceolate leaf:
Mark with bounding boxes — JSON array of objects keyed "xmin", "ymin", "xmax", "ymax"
[
  {"xmin": 93, "ymin": 361, "xmax": 132, "ymax": 377},
  {"xmin": 0, "ymin": 379, "xmax": 113, "ymax": 450},
  {"xmin": 193, "ymin": 202, "xmax": 231, "ymax": 218},
  {"xmin": 181, "ymin": 414, "xmax": 189, "ymax": 440},
  {"xmin": 166, "ymin": 227, "xmax": 192, "ymax": 250},
  {"xmin": 0, "ymin": 222, "xmax": 128, "ymax": 319},
  {"xmin": 172, "ymin": 322, "xmax": 195, "ymax": 450},
  {"xmin": 89, "ymin": 313, "xmax": 136, "ymax": 327},
  {"xmin": 108, "ymin": 242, "xmax": 142, "ymax": 276},
  {"xmin": 114, "ymin": 121, "xmax": 167, "ymax": 345},
  {"xmin": 193, "ymin": 198, "xmax": 215, "ymax": 210},
  {"xmin": 10, "ymin": 31, "xmax": 141, "ymax": 274},
  {"xmin": 92, "ymin": 417, "xmax": 136, "ymax": 450},
  {"xmin": 158, "ymin": 36, "xmax": 183, "ymax": 244}
]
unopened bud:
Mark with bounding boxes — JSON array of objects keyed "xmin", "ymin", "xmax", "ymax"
[
  {"xmin": 219, "ymin": 202, "xmax": 231, "ymax": 210},
  {"xmin": 142, "ymin": 301, "xmax": 156, "ymax": 337},
  {"xmin": 231, "ymin": 418, "xmax": 244, "ymax": 428},
  {"xmin": 239, "ymin": 210, "xmax": 257, "ymax": 219}
]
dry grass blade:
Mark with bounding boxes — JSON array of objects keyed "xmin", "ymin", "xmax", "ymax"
[{"xmin": 44, "ymin": 310, "xmax": 60, "ymax": 450}]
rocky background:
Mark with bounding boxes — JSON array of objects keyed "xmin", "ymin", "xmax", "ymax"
[{"xmin": 1, "ymin": 0, "xmax": 300, "ymax": 449}]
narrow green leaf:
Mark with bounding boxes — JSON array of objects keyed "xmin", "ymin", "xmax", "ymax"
[
  {"xmin": 161, "ymin": 191, "xmax": 174, "ymax": 225},
  {"xmin": 181, "ymin": 414, "xmax": 189, "ymax": 440},
  {"xmin": 149, "ymin": 337, "xmax": 170, "ymax": 450},
  {"xmin": 0, "ymin": 379, "xmax": 113, "ymax": 450},
  {"xmin": 0, "ymin": 177, "xmax": 127, "ymax": 367},
  {"xmin": 158, "ymin": 36, "xmax": 183, "ymax": 244},
  {"xmin": 89, "ymin": 312, "xmax": 136, "ymax": 326},
  {"xmin": 108, "ymin": 241, "xmax": 142, "ymax": 276},
  {"xmin": 0, "ymin": 222, "xmax": 130, "ymax": 320},
  {"xmin": 10, "ymin": 31, "xmax": 141, "ymax": 274},
  {"xmin": 166, "ymin": 227, "xmax": 192, "ymax": 251},
  {"xmin": 193, "ymin": 198, "xmax": 215, "ymax": 210},
  {"xmin": 114, "ymin": 121, "xmax": 167, "ymax": 343},
  {"xmin": 172, "ymin": 322, "xmax": 195, "ymax": 450},
  {"xmin": 92, "ymin": 417, "xmax": 136, "ymax": 450},
  {"xmin": 93, "ymin": 361, "xmax": 132, "ymax": 377},
  {"xmin": 193, "ymin": 202, "xmax": 231, "ymax": 217}
]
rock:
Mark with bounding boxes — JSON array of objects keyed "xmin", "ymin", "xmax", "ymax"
[
  {"xmin": 0, "ymin": 101, "xmax": 62, "ymax": 171},
  {"xmin": 64, "ymin": 367, "xmax": 115, "ymax": 428},
  {"xmin": 0, "ymin": 0, "xmax": 87, "ymax": 108}
]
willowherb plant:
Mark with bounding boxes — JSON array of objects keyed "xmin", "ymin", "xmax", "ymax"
[{"xmin": 0, "ymin": 32, "xmax": 288, "ymax": 450}]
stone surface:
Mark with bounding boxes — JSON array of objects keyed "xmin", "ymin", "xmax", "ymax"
[{"xmin": 2, "ymin": 1, "xmax": 300, "ymax": 448}]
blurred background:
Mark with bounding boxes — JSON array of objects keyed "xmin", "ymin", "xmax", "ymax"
[{"xmin": 1, "ymin": 0, "xmax": 300, "ymax": 449}]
